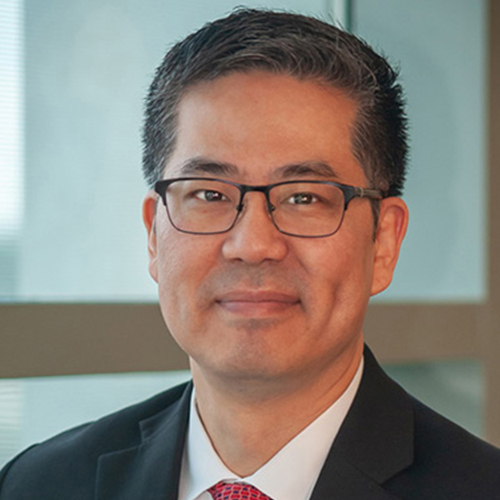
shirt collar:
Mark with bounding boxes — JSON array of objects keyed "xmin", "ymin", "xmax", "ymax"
[{"xmin": 179, "ymin": 357, "xmax": 364, "ymax": 500}]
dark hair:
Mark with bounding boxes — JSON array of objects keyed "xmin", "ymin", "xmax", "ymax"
[{"xmin": 142, "ymin": 8, "xmax": 408, "ymax": 197}]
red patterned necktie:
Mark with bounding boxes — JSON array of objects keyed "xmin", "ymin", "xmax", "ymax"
[{"xmin": 208, "ymin": 481, "xmax": 273, "ymax": 500}]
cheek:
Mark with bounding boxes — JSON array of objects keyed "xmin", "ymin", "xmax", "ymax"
[
  {"xmin": 155, "ymin": 227, "xmax": 218, "ymax": 327},
  {"xmin": 300, "ymin": 234, "xmax": 375, "ymax": 316}
]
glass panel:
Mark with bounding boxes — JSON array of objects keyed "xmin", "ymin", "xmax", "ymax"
[
  {"xmin": 0, "ymin": 0, "xmax": 487, "ymax": 302},
  {"xmin": 0, "ymin": 370, "xmax": 191, "ymax": 468},
  {"xmin": 0, "ymin": 0, "xmax": 24, "ymax": 298},
  {"xmin": 0, "ymin": 0, "xmax": 327, "ymax": 303},
  {"xmin": 355, "ymin": 0, "xmax": 487, "ymax": 302}
]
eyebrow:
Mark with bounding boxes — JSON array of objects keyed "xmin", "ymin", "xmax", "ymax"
[
  {"xmin": 273, "ymin": 161, "xmax": 340, "ymax": 180},
  {"xmin": 175, "ymin": 157, "xmax": 339, "ymax": 180},
  {"xmin": 178, "ymin": 157, "xmax": 238, "ymax": 177}
]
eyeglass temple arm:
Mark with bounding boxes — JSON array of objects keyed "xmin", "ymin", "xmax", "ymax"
[{"xmin": 354, "ymin": 187, "xmax": 385, "ymax": 200}]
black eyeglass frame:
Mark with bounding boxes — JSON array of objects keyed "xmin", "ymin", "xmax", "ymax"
[{"xmin": 154, "ymin": 177, "xmax": 385, "ymax": 238}]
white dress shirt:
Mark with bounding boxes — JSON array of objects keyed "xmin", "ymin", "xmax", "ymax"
[{"xmin": 178, "ymin": 357, "xmax": 363, "ymax": 500}]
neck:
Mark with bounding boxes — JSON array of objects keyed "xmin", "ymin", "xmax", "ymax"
[{"xmin": 191, "ymin": 338, "xmax": 363, "ymax": 477}]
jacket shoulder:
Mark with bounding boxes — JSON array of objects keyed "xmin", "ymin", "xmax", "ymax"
[
  {"xmin": 345, "ymin": 347, "xmax": 500, "ymax": 499},
  {"xmin": 0, "ymin": 382, "xmax": 191, "ymax": 500},
  {"xmin": 388, "ymin": 395, "xmax": 500, "ymax": 499}
]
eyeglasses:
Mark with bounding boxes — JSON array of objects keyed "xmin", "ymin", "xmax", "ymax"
[{"xmin": 154, "ymin": 177, "xmax": 384, "ymax": 238}]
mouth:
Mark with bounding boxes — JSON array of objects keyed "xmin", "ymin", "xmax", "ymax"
[{"xmin": 215, "ymin": 290, "xmax": 301, "ymax": 317}]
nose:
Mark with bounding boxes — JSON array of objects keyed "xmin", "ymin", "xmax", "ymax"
[{"xmin": 221, "ymin": 192, "xmax": 289, "ymax": 264}]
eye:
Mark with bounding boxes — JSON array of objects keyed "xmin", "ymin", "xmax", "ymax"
[
  {"xmin": 193, "ymin": 189, "xmax": 229, "ymax": 202},
  {"xmin": 288, "ymin": 192, "xmax": 317, "ymax": 204}
]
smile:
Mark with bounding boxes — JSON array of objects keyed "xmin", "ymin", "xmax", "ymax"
[{"xmin": 216, "ymin": 291, "xmax": 300, "ymax": 316}]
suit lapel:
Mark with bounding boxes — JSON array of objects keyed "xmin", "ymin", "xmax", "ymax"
[
  {"xmin": 95, "ymin": 382, "xmax": 192, "ymax": 500},
  {"xmin": 310, "ymin": 455, "xmax": 400, "ymax": 500},
  {"xmin": 310, "ymin": 347, "xmax": 414, "ymax": 500},
  {"xmin": 94, "ymin": 348, "xmax": 412, "ymax": 500}
]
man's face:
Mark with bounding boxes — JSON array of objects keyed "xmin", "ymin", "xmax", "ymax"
[{"xmin": 144, "ymin": 71, "xmax": 407, "ymax": 389}]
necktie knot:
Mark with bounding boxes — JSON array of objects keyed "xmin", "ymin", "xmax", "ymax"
[{"xmin": 208, "ymin": 481, "xmax": 272, "ymax": 500}]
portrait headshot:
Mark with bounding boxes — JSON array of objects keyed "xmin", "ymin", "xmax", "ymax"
[{"xmin": 0, "ymin": 1, "xmax": 500, "ymax": 499}]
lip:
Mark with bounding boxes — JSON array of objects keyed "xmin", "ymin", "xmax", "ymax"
[{"xmin": 216, "ymin": 290, "xmax": 300, "ymax": 316}]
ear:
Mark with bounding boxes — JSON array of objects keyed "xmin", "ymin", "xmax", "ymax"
[
  {"xmin": 142, "ymin": 191, "xmax": 159, "ymax": 283},
  {"xmin": 370, "ymin": 197, "xmax": 409, "ymax": 296}
]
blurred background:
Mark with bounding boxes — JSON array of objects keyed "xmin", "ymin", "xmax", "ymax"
[{"xmin": 1, "ymin": 0, "xmax": 499, "ymax": 468}]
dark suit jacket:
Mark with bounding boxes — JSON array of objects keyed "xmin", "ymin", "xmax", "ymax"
[{"xmin": 1, "ymin": 347, "xmax": 499, "ymax": 499}]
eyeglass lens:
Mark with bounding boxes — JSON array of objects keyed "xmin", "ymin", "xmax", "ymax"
[{"xmin": 164, "ymin": 179, "xmax": 346, "ymax": 237}]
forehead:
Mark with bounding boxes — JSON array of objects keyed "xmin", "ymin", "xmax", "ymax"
[{"xmin": 167, "ymin": 71, "xmax": 366, "ymax": 185}]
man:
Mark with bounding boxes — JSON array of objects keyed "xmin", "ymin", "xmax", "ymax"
[{"xmin": 1, "ymin": 8, "xmax": 499, "ymax": 500}]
